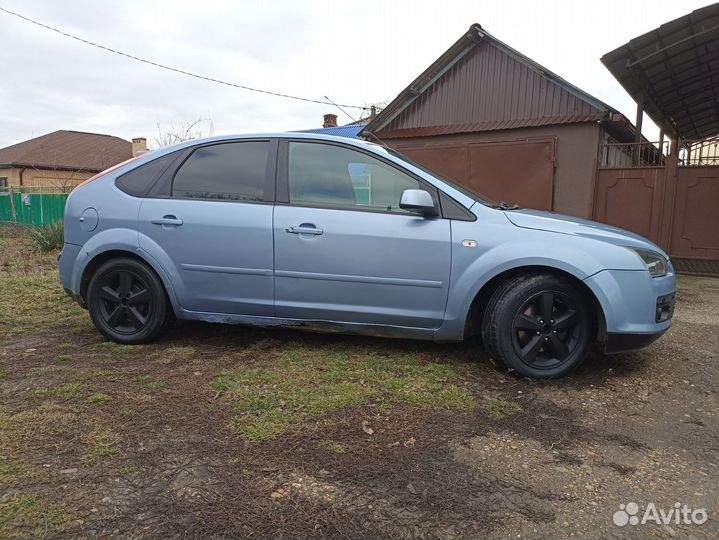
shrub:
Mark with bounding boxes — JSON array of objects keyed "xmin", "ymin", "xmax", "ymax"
[{"xmin": 29, "ymin": 221, "xmax": 64, "ymax": 252}]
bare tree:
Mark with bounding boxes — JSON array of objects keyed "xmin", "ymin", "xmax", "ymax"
[
  {"xmin": 43, "ymin": 154, "xmax": 84, "ymax": 193},
  {"xmin": 50, "ymin": 169, "xmax": 83, "ymax": 193},
  {"xmin": 153, "ymin": 118, "xmax": 215, "ymax": 148}
]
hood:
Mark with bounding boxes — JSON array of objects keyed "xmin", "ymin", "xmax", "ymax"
[{"xmin": 503, "ymin": 209, "xmax": 669, "ymax": 258}]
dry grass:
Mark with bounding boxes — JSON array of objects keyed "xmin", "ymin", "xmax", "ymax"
[
  {"xmin": 0, "ymin": 495, "xmax": 73, "ymax": 539},
  {"xmin": 212, "ymin": 343, "xmax": 474, "ymax": 441},
  {"xmin": 487, "ymin": 399, "xmax": 523, "ymax": 419},
  {"xmin": 0, "ymin": 456, "xmax": 43, "ymax": 487},
  {"xmin": 157, "ymin": 345, "xmax": 197, "ymax": 364}
]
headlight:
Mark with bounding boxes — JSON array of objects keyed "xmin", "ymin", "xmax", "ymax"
[{"xmin": 625, "ymin": 247, "xmax": 669, "ymax": 277}]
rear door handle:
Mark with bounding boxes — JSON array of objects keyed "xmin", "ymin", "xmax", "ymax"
[
  {"xmin": 151, "ymin": 215, "xmax": 183, "ymax": 226},
  {"xmin": 286, "ymin": 226, "xmax": 323, "ymax": 236}
]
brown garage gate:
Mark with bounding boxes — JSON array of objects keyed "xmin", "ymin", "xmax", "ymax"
[{"xmin": 396, "ymin": 138, "xmax": 556, "ymax": 211}]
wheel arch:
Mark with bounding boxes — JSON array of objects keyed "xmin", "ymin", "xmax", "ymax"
[
  {"xmin": 79, "ymin": 249, "xmax": 177, "ymax": 314},
  {"xmin": 463, "ymin": 265, "xmax": 607, "ymax": 342}
]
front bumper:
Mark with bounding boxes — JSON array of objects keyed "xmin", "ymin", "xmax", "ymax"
[
  {"xmin": 583, "ymin": 268, "xmax": 676, "ymax": 352},
  {"xmin": 604, "ymin": 329, "xmax": 668, "ymax": 354}
]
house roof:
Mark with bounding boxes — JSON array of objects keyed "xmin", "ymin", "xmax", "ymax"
[
  {"xmin": 0, "ymin": 130, "xmax": 132, "ymax": 172},
  {"xmin": 601, "ymin": 3, "xmax": 719, "ymax": 141},
  {"xmin": 362, "ymin": 24, "xmax": 630, "ymax": 139},
  {"xmin": 299, "ymin": 123, "xmax": 366, "ymax": 139}
]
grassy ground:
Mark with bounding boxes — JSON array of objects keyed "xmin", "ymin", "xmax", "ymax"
[{"xmin": 1, "ymin": 226, "xmax": 717, "ymax": 539}]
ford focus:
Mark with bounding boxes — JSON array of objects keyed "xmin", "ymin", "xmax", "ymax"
[{"xmin": 58, "ymin": 133, "xmax": 676, "ymax": 378}]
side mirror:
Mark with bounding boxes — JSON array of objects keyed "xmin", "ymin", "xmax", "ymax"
[{"xmin": 399, "ymin": 189, "xmax": 438, "ymax": 217}]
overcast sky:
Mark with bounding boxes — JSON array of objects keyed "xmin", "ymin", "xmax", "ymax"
[{"xmin": 0, "ymin": 0, "xmax": 713, "ymax": 148}]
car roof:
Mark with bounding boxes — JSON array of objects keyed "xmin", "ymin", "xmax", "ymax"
[{"xmin": 155, "ymin": 132, "xmax": 384, "ymax": 154}]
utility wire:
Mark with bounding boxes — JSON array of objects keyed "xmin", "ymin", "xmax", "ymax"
[
  {"xmin": 0, "ymin": 5, "xmax": 368, "ymax": 110},
  {"xmin": 324, "ymin": 95, "xmax": 358, "ymax": 123}
]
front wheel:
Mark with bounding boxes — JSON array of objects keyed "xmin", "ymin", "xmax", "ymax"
[
  {"xmin": 482, "ymin": 274, "xmax": 593, "ymax": 378},
  {"xmin": 87, "ymin": 258, "xmax": 169, "ymax": 344}
]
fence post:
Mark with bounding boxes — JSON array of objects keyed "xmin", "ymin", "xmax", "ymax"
[
  {"xmin": 658, "ymin": 137, "xmax": 679, "ymax": 253},
  {"xmin": 8, "ymin": 186, "xmax": 17, "ymax": 223}
]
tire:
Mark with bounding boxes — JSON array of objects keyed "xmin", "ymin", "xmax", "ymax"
[
  {"xmin": 87, "ymin": 257, "xmax": 168, "ymax": 344},
  {"xmin": 481, "ymin": 273, "xmax": 593, "ymax": 378}
]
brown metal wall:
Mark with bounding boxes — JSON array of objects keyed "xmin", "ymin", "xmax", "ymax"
[
  {"xmin": 669, "ymin": 166, "xmax": 719, "ymax": 260},
  {"xmin": 594, "ymin": 164, "xmax": 719, "ymax": 263},
  {"xmin": 380, "ymin": 42, "xmax": 605, "ymax": 138},
  {"xmin": 388, "ymin": 123, "xmax": 601, "ymax": 218},
  {"xmin": 593, "ymin": 168, "xmax": 666, "ymax": 244}
]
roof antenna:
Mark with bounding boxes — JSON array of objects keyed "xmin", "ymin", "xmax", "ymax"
[
  {"xmin": 324, "ymin": 95, "xmax": 359, "ymax": 124},
  {"xmin": 361, "ymin": 129, "xmax": 388, "ymax": 147}
]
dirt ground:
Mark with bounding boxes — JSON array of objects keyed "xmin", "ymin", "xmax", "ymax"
[{"xmin": 1, "ymin": 231, "xmax": 717, "ymax": 539}]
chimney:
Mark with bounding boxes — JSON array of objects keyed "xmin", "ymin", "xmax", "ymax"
[
  {"xmin": 323, "ymin": 113, "xmax": 338, "ymax": 128},
  {"xmin": 131, "ymin": 137, "xmax": 148, "ymax": 156}
]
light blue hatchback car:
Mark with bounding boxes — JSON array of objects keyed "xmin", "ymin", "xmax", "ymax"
[{"xmin": 59, "ymin": 133, "xmax": 676, "ymax": 378}]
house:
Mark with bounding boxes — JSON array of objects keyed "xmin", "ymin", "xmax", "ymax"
[
  {"xmin": 0, "ymin": 130, "xmax": 146, "ymax": 191},
  {"xmin": 361, "ymin": 23, "xmax": 640, "ymax": 219}
]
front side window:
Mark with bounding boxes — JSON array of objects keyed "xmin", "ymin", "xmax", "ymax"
[
  {"xmin": 172, "ymin": 141, "xmax": 269, "ymax": 201},
  {"xmin": 288, "ymin": 142, "xmax": 423, "ymax": 213}
]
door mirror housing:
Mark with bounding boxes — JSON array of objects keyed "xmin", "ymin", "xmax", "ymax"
[{"xmin": 399, "ymin": 189, "xmax": 438, "ymax": 217}]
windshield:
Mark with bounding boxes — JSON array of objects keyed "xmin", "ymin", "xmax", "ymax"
[{"xmin": 383, "ymin": 147, "xmax": 498, "ymax": 207}]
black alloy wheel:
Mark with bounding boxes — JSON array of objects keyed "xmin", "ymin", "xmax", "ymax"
[
  {"xmin": 96, "ymin": 269, "xmax": 152, "ymax": 334},
  {"xmin": 482, "ymin": 274, "xmax": 593, "ymax": 378},
  {"xmin": 510, "ymin": 290, "xmax": 581, "ymax": 370},
  {"xmin": 87, "ymin": 258, "xmax": 168, "ymax": 344}
]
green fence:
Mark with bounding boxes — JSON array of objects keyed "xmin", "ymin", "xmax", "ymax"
[{"xmin": 0, "ymin": 188, "xmax": 69, "ymax": 227}]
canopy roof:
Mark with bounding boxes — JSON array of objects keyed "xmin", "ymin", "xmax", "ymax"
[{"xmin": 601, "ymin": 3, "xmax": 719, "ymax": 141}]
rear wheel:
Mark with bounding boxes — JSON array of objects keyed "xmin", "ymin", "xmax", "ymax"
[
  {"xmin": 87, "ymin": 258, "xmax": 168, "ymax": 344},
  {"xmin": 482, "ymin": 274, "xmax": 593, "ymax": 378}
]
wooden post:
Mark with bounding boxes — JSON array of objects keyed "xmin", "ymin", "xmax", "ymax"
[
  {"xmin": 8, "ymin": 185, "xmax": 17, "ymax": 223},
  {"xmin": 658, "ymin": 136, "xmax": 680, "ymax": 253},
  {"xmin": 658, "ymin": 128, "xmax": 665, "ymax": 164},
  {"xmin": 633, "ymin": 99, "xmax": 644, "ymax": 166}
]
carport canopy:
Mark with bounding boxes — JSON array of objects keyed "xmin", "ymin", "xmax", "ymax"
[{"xmin": 601, "ymin": 3, "xmax": 719, "ymax": 141}]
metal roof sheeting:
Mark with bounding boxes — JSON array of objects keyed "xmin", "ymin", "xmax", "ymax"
[
  {"xmin": 364, "ymin": 24, "xmax": 617, "ymax": 139},
  {"xmin": 299, "ymin": 124, "xmax": 365, "ymax": 139},
  {"xmin": 601, "ymin": 3, "xmax": 719, "ymax": 140},
  {"xmin": 375, "ymin": 114, "xmax": 606, "ymax": 139}
]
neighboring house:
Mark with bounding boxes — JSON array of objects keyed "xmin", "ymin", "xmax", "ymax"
[
  {"xmin": 361, "ymin": 24, "xmax": 641, "ymax": 218},
  {"xmin": 0, "ymin": 130, "xmax": 146, "ymax": 191}
]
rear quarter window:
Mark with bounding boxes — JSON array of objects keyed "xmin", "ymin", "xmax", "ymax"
[{"xmin": 115, "ymin": 151, "xmax": 183, "ymax": 197}]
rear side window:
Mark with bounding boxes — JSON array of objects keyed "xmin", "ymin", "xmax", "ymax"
[
  {"xmin": 116, "ymin": 151, "xmax": 181, "ymax": 197},
  {"xmin": 172, "ymin": 141, "xmax": 269, "ymax": 201}
]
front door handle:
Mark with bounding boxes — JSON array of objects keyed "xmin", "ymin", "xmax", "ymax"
[
  {"xmin": 286, "ymin": 225, "xmax": 323, "ymax": 236},
  {"xmin": 151, "ymin": 215, "xmax": 183, "ymax": 226}
]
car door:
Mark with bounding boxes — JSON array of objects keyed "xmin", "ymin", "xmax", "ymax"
[
  {"xmin": 138, "ymin": 139, "xmax": 276, "ymax": 315},
  {"xmin": 273, "ymin": 140, "xmax": 451, "ymax": 329}
]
